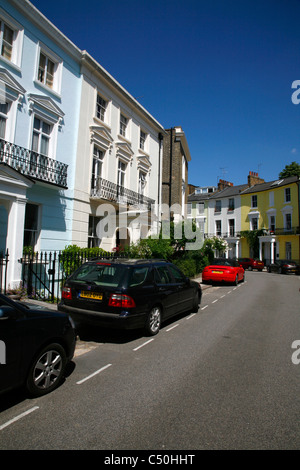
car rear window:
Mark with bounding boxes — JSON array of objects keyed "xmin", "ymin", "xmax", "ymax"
[{"xmin": 71, "ymin": 263, "xmax": 125, "ymax": 287}]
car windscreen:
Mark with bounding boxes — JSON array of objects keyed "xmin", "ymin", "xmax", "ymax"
[
  {"xmin": 212, "ymin": 259, "xmax": 238, "ymax": 267},
  {"xmin": 70, "ymin": 263, "xmax": 126, "ymax": 287}
]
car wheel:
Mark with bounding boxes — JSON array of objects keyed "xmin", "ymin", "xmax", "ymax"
[
  {"xmin": 192, "ymin": 292, "xmax": 201, "ymax": 312},
  {"xmin": 234, "ymin": 275, "xmax": 239, "ymax": 286},
  {"xmin": 241, "ymin": 272, "xmax": 245, "ymax": 282},
  {"xmin": 26, "ymin": 343, "xmax": 67, "ymax": 397},
  {"xmin": 248, "ymin": 266, "xmax": 253, "ymax": 271},
  {"xmin": 145, "ymin": 306, "xmax": 162, "ymax": 336}
]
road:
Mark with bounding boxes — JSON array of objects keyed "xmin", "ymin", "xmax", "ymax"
[{"xmin": 0, "ymin": 271, "xmax": 299, "ymax": 450}]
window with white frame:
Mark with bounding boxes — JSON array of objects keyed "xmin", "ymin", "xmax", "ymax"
[
  {"xmin": 215, "ymin": 200, "xmax": 221, "ymax": 212},
  {"xmin": 36, "ymin": 45, "xmax": 62, "ymax": 93},
  {"xmin": 140, "ymin": 130, "xmax": 147, "ymax": 151},
  {"xmin": 23, "ymin": 203, "xmax": 39, "ymax": 250},
  {"xmin": 0, "ymin": 21, "xmax": 13, "ymax": 61},
  {"xmin": 251, "ymin": 217, "xmax": 258, "ymax": 230},
  {"xmin": 270, "ymin": 215, "xmax": 276, "ymax": 232},
  {"xmin": 228, "ymin": 198, "xmax": 234, "ymax": 211},
  {"xmin": 118, "ymin": 160, "xmax": 126, "ymax": 187},
  {"xmin": 285, "ymin": 187, "xmax": 291, "ymax": 203},
  {"xmin": 91, "ymin": 146, "xmax": 104, "ymax": 191},
  {"xmin": 228, "ymin": 219, "xmax": 235, "ymax": 237},
  {"xmin": 120, "ymin": 113, "xmax": 128, "ymax": 138},
  {"xmin": 285, "ymin": 213, "xmax": 292, "ymax": 231},
  {"xmin": 96, "ymin": 94, "xmax": 107, "ymax": 122},
  {"xmin": 0, "ymin": 13, "xmax": 23, "ymax": 67},
  {"xmin": 0, "ymin": 102, "xmax": 10, "ymax": 139},
  {"xmin": 88, "ymin": 215, "xmax": 101, "ymax": 247},
  {"xmin": 187, "ymin": 203, "xmax": 192, "ymax": 216},
  {"xmin": 215, "ymin": 220, "xmax": 221, "ymax": 236},
  {"xmin": 31, "ymin": 116, "xmax": 52, "ymax": 156},
  {"xmin": 285, "ymin": 242, "xmax": 292, "ymax": 260},
  {"xmin": 139, "ymin": 171, "xmax": 147, "ymax": 196},
  {"xmin": 196, "ymin": 202, "xmax": 204, "ymax": 215},
  {"xmin": 251, "ymin": 195, "xmax": 257, "ymax": 208}
]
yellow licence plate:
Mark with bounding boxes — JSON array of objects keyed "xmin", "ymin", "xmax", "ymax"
[
  {"xmin": 212, "ymin": 270, "xmax": 223, "ymax": 274},
  {"xmin": 80, "ymin": 291, "xmax": 103, "ymax": 300}
]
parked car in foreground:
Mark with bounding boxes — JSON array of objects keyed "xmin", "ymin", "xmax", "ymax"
[
  {"xmin": 238, "ymin": 257, "xmax": 264, "ymax": 271},
  {"xmin": 267, "ymin": 260, "xmax": 300, "ymax": 275},
  {"xmin": 0, "ymin": 293, "xmax": 75, "ymax": 397},
  {"xmin": 58, "ymin": 259, "xmax": 202, "ymax": 336},
  {"xmin": 202, "ymin": 258, "xmax": 245, "ymax": 285}
]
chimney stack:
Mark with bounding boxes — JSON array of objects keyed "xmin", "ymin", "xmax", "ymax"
[
  {"xmin": 247, "ymin": 171, "xmax": 264, "ymax": 187},
  {"xmin": 218, "ymin": 179, "xmax": 234, "ymax": 190}
]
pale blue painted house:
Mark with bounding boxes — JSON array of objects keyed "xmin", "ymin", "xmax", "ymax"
[{"xmin": 0, "ymin": 0, "xmax": 82, "ymax": 287}]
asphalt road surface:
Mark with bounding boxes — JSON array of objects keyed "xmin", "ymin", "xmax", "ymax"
[{"xmin": 0, "ymin": 271, "xmax": 299, "ymax": 450}]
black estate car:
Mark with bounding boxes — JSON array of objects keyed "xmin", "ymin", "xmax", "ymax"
[
  {"xmin": 0, "ymin": 293, "xmax": 75, "ymax": 397},
  {"xmin": 58, "ymin": 259, "xmax": 202, "ymax": 336}
]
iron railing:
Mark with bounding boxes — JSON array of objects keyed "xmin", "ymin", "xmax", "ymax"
[
  {"xmin": 0, "ymin": 139, "xmax": 68, "ymax": 188},
  {"xmin": 91, "ymin": 176, "xmax": 155, "ymax": 209}
]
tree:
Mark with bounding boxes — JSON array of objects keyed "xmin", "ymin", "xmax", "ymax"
[{"xmin": 279, "ymin": 161, "xmax": 300, "ymax": 178}]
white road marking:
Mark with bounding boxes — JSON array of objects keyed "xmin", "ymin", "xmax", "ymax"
[
  {"xmin": 166, "ymin": 324, "xmax": 179, "ymax": 332},
  {"xmin": 133, "ymin": 339, "xmax": 155, "ymax": 351},
  {"xmin": 186, "ymin": 313, "xmax": 196, "ymax": 320},
  {"xmin": 0, "ymin": 406, "xmax": 39, "ymax": 431},
  {"xmin": 76, "ymin": 363, "xmax": 112, "ymax": 385},
  {"xmin": 201, "ymin": 305, "xmax": 209, "ymax": 310}
]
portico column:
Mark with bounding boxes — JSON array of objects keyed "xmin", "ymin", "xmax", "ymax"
[
  {"xmin": 6, "ymin": 198, "xmax": 27, "ymax": 289},
  {"xmin": 236, "ymin": 240, "xmax": 240, "ymax": 259},
  {"xmin": 270, "ymin": 240, "xmax": 275, "ymax": 264},
  {"xmin": 259, "ymin": 238, "xmax": 263, "ymax": 260}
]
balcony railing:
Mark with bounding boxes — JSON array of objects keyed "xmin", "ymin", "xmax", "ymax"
[
  {"xmin": 205, "ymin": 232, "xmax": 241, "ymax": 239},
  {"xmin": 0, "ymin": 139, "xmax": 68, "ymax": 188},
  {"xmin": 91, "ymin": 176, "xmax": 155, "ymax": 210},
  {"xmin": 261, "ymin": 227, "xmax": 300, "ymax": 236}
]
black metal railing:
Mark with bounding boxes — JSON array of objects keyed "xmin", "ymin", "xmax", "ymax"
[
  {"xmin": 91, "ymin": 176, "xmax": 155, "ymax": 209},
  {"xmin": 261, "ymin": 227, "xmax": 300, "ymax": 236},
  {"xmin": 20, "ymin": 250, "xmax": 126, "ymax": 302},
  {"xmin": 205, "ymin": 232, "xmax": 241, "ymax": 239},
  {"xmin": 0, "ymin": 139, "xmax": 68, "ymax": 188}
]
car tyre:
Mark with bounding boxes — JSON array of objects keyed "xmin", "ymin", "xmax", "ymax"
[
  {"xmin": 192, "ymin": 291, "xmax": 201, "ymax": 312},
  {"xmin": 26, "ymin": 343, "xmax": 67, "ymax": 397},
  {"xmin": 234, "ymin": 275, "xmax": 239, "ymax": 286},
  {"xmin": 145, "ymin": 306, "xmax": 162, "ymax": 336}
]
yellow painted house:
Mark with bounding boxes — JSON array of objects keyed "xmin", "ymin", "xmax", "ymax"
[{"xmin": 240, "ymin": 176, "xmax": 300, "ymax": 264}]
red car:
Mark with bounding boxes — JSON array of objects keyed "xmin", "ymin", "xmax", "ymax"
[
  {"xmin": 202, "ymin": 258, "xmax": 245, "ymax": 285},
  {"xmin": 238, "ymin": 258, "xmax": 264, "ymax": 271}
]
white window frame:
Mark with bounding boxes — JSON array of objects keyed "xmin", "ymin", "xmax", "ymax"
[
  {"xmin": 139, "ymin": 170, "xmax": 147, "ymax": 196},
  {"xmin": 35, "ymin": 43, "xmax": 62, "ymax": 95},
  {"xmin": 91, "ymin": 145, "xmax": 104, "ymax": 190},
  {"xmin": 0, "ymin": 9, "xmax": 23, "ymax": 69},
  {"xmin": 118, "ymin": 160, "xmax": 127, "ymax": 188},
  {"xmin": 119, "ymin": 113, "xmax": 128, "ymax": 138},
  {"xmin": 139, "ymin": 129, "xmax": 147, "ymax": 151},
  {"xmin": 251, "ymin": 195, "xmax": 257, "ymax": 208},
  {"xmin": 284, "ymin": 187, "xmax": 291, "ymax": 203},
  {"xmin": 96, "ymin": 93, "xmax": 107, "ymax": 122}
]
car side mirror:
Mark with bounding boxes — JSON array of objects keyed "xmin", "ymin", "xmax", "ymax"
[{"xmin": 0, "ymin": 305, "xmax": 17, "ymax": 320}]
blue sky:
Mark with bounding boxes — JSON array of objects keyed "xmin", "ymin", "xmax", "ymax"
[{"xmin": 31, "ymin": 0, "xmax": 300, "ymax": 187}]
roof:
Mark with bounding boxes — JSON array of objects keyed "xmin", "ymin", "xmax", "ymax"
[
  {"xmin": 209, "ymin": 184, "xmax": 248, "ymax": 199},
  {"xmin": 241, "ymin": 175, "xmax": 299, "ymax": 194}
]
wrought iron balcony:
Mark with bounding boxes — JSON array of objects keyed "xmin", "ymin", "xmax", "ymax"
[
  {"xmin": 0, "ymin": 139, "xmax": 68, "ymax": 188},
  {"xmin": 91, "ymin": 176, "xmax": 155, "ymax": 210},
  {"xmin": 261, "ymin": 227, "xmax": 300, "ymax": 236}
]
